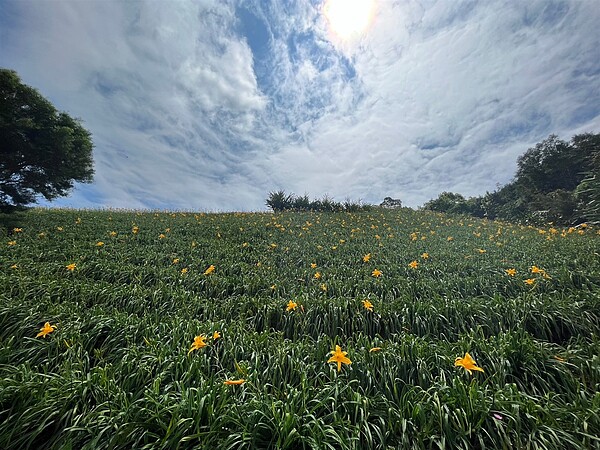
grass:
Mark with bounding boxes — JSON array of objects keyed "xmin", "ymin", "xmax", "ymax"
[{"xmin": 1, "ymin": 208, "xmax": 599, "ymax": 449}]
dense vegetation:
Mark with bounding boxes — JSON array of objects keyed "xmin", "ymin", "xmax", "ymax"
[
  {"xmin": 1, "ymin": 208, "xmax": 599, "ymax": 449},
  {"xmin": 0, "ymin": 69, "xmax": 94, "ymax": 212},
  {"xmin": 423, "ymin": 133, "xmax": 600, "ymax": 225},
  {"xmin": 266, "ymin": 191, "xmax": 373, "ymax": 213}
]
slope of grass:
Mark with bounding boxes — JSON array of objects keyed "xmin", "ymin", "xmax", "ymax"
[{"xmin": 1, "ymin": 208, "xmax": 599, "ymax": 449}]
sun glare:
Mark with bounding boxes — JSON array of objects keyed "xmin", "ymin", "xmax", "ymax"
[{"xmin": 324, "ymin": 0, "xmax": 375, "ymax": 39}]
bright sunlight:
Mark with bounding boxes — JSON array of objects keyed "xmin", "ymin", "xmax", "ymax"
[{"xmin": 324, "ymin": 0, "xmax": 375, "ymax": 39}]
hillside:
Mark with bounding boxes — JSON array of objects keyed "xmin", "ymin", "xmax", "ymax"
[{"xmin": 1, "ymin": 208, "xmax": 599, "ymax": 449}]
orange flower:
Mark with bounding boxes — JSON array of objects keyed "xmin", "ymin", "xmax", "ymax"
[
  {"xmin": 96, "ymin": 241, "xmax": 105, "ymax": 247},
  {"xmin": 524, "ymin": 278, "xmax": 535, "ymax": 285},
  {"xmin": 505, "ymin": 268, "xmax": 516, "ymax": 276},
  {"xmin": 408, "ymin": 260, "xmax": 418, "ymax": 269},
  {"xmin": 66, "ymin": 263, "xmax": 76, "ymax": 271},
  {"xmin": 188, "ymin": 335, "xmax": 207, "ymax": 354},
  {"xmin": 454, "ymin": 352, "xmax": 484, "ymax": 375},
  {"xmin": 362, "ymin": 299, "xmax": 373, "ymax": 312},
  {"xmin": 286, "ymin": 300, "xmax": 298, "ymax": 311},
  {"xmin": 314, "ymin": 272, "xmax": 322, "ymax": 280},
  {"xmin": 36, "ymin": 322, "xmax": 56, "ymax": 338},
  {"xmin": 421, "ymin": 252, "xmax": 429, "ymax": 259},
  {"xmin": 204, "ymin": 265, "xmax": 215, "ymax": 275},
  {"xmin": 224, "ymin": 379, "xmax": 245, "ymax": 385},
  {"xmin": 311, "ymin": 263, "xmax": 317, "ymax": 268},
  {"xmin": 371, "ymin": 268, "xmax": 382, "ymax": 278},
  {"xmin": 362, "ymin": 253, "xmax": 371, "ymax": 263},
  {"xmin": 369, "ymin": 347, "xmax": 382, "ymax": 352},
  {"xmin": 328, "ymin": 345, "xmax": 352, "ymax": 372},
  {"xmin": 213, "ymin": 331, "xmax": 221, "ymax": 340}
]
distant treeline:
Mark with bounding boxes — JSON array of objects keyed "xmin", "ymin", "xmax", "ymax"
[
  {"xmin": 422, "ymin": 133, "xmax": 600, "ymax": 225},
  {"xmin": 266, "ymin": 191, "xmax": 373, "ymax": 212}
]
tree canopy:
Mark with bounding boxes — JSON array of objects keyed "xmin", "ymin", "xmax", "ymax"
[{"xmin": 0, "ymin": 68, "xmax": 94, "ymax": 211}]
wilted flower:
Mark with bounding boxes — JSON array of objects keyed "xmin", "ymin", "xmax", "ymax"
[
  {"xmin": 7, "ymin": 241, "xmax": 16, "ymax": 246},
  {"xmin": 224, "ymin": 379, "xmax": 245, "ymax": 385},
  {"xmin": 369, "ymin": 347, "xmax": 382, "ymax": 352},
  {"xmin": 328, "ymin": 345, "xmax": 352, "ymax": 372},
  {"xmin": 36, "ymin": 322, "xmax": 56, "ymax": 338}
]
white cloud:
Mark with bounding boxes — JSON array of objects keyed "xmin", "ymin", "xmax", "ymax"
[{"xmin": 2, "ymin": 0, "xmax": 599, "ymax": 210}]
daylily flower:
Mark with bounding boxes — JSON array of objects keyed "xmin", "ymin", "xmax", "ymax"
[
  {"xmin": 328, "ymin": 345, "xmax": 352, "ymax": 372},
  {"xmin": 96, "ymin": 241, "xmax": 105, "ymax": 247},
  {"xmin": 36, "ymin": 322, "xmax": 56, "ymax": 338},
  {"xmin": 362, "ymin": 299, "xmax": 373, "ymax": 312},
  {"xmin": 213, "ymin": 331, "xmax": 221, "ymax": 340},
  {"xmin": 7, "ymin": 241, "xmax": 16, "ymax": 246},
  {"xmin": 158, "ymin": 234, "xmax": 166, "ymax": 239},
  {"xmin": 132, "ymin": 226, "xmax": 139, "ymax": 234},
  {"xmin": 109, "ymin": 231, "xmax": 117, "ymax": 237},
  {"xmin": 13, "ymin": 228, "xmax": 22, "ymax": 233},
  {"xmin": 421, "ymin": 252, "xmax": 429, "ymax": 259},
  {"xmin": 454, "ymin": 352, "xmax": 484, "ymax": 375},
  {"xmin": 311, "ymin": 263, "xmax": 317, "ymax": 268},
  {"xmin": 505, "ymin": 268, "xmax": 516, "ymax": 276},
  {"xmin": 372, "ymin": 269, "xmax": 382, "ymax": 278},
  {"xmin": 204, "ymin": 265, "xmax": 215, "ymax": 275},
  {"xmin": 286, "ymin": 300, "xmax": 298, "ymax": 311},
  {"xmin": 224, "ymin": 379, "xmax": 245, "ymax": 385},
  {"xmin": 408, "ymin": 260, "xmax": 419, "ymax": 269},
  {"xmin": 314, "ymin": 272, "xmax": 322, "ymax": 279},
  {"xmin": 524, "ymin": 278, "xmax": 535, "ymax": 285},
  {"xmin": 181, "ymin": 268, "xmax": 188, "ymax": 274},
  {"xmin": 363, "ymin": 253, "xmax": 372, "ymax": 263},
  {"xmin": 369, "ymin": 347, "xmax": 382, "ymax": 352},
  {"xmin": 531, "ymin": 266, "xmax": 543, "ymax": 274},
  {"xmin": 66, "ymin": 263, "xmax": 76, "ymax": 271},
  {"xmin": 188, "ymin": 335, "xmax": 207, "ymax": 355}
]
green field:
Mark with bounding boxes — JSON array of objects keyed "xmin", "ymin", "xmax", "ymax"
[{"xmin": 1, "ymin": 208, "xmax": 599, "ymax": 449}]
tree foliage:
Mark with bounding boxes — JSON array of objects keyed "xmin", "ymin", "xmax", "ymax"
[
  {"xmin": 423, "ymin": 132, "xmax": 600, "ymax": 225},
  {"xmin": 0, "ymin": 69, "xmax": 94, "ymax": 211}
]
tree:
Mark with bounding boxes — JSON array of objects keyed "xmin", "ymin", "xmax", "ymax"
[{"xmin": 0, "ymin": 69, "xmax": 94, "ymax": 211}]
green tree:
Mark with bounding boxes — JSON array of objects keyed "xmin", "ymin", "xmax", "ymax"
[{"xmin": 0, "ymin": 69, "xmax": 94, "ymax": 211}]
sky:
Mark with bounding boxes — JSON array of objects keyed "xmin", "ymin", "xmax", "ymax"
[{"xmin": 1, "ymin": 0, "xmax": 600, "ymax": 211}]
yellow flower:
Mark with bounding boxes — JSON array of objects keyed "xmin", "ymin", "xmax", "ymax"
[
  {"xmin": 10, "ymin": 264, "xmax": 18, "ymax": 269},
  {"xmin": 132, "ymin": 226, "xmax": 139, "ymax": 234},
  {"xmin": 362, "ymin": 253, "xmax": 371, "ymax": 262},
  {"xmin": 13, "ymin": 228, "xmax": 22, "ymax": 233},
  {"xmin": 531, "ymin": 266, "xmax": 543, "ymax": 274},
  {"xmin": 158, "ymin": 234, "xmax": 166, "ymax": 239},
  {"xmin": 172, "ymin": 258, "xmax": 180, "ymax": 264},
  {"xmin": 524, "ymin": 278, "xmax": 535, "ymax": 285},
  {"xmin": 311, "ymin": 262, "xmax": 317, "ymax": 269},
  {"xmin": 213, "ymin": 331, "xmax": 221, "ymax": 340},
  {"xmin": 477, "ymin": 249, "xmax": 486, "ymax": 254},
  {"xmin": 408, "ymin": 260, "xmax": 419, "ymax": 269},
  {"xmin": 109, "ymin": 231, "xmax": 117, "ymax": 237},
  {"xmin": 421, "ymin": 252, "xmax": 429, "ymax": 259},
  {"xmin": 369, "ymin": 347, "xmax": 382, "ymax": 352},
  {"xmin": 57, "ymin": 227, "xmax": 64, "ymax": 231},
  {"xmin": 66, "ymin": 263, "xmax": 76, "ymax": 271},
  {"xmin": 320, "ymin": 283, "xmax": 327, "ymax": 292},
  {"xmin": 242, "ymin": 242, "xmax": 249, "ymax": 248},
  {"xmin": 362, "ymin": 299, "xmax": 374, "ymax": 312},
  {"xmin": 447, "ymin": 236, "xmax": 453, "ymax": 241},
  {"xmin": 224, "ymin": 379, "xmax": 245, "ymax": 385},
  {"xmin": 204, "ymin": 265, "xmax": 215, "ymax": 275},
  {"xmin": 36, "ymin": 322, "xmax": 56, "ymax": 338},
  {"xmin": 286, "ymin": 300, "xmax": 298, "ymax": 311},
  {"xmin": 454, "ymin": 352, "xmax": 484, "ymax": 375},
  {"xmin": 314, "ymin": 272, "xmax": 322, "ymax": 279},
  {"xmin": 96, "ymin": 241, "xmax": 104, "ymax": 247},
  {"xmin": 372, "ymin": 268, "xmax": 382, "ymax": 278},
  {"xmin": 181, "ymin": 268, "xmax": 188, "ymax": 274},
  {"xmin": 328, "ymin": 345, "xmax": 352, "ymax": 372},
  {"xmin": 188, "ymin": 335, "xmax": 208, "ymax": 355},
  {"xmin": 505, "ymin": 268, "xmax": 516, "ymax": 276},
  {"xmin": 7, "ymin": 241, "xmax": 16, "ymax": 246}
]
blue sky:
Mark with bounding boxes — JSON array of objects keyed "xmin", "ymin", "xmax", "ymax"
[{"xmin": 1, "ymin": 0, "xmax": 599, "ymax": 211}]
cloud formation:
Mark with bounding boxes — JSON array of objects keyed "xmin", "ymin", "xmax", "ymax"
[{"xmin": 2, "ymin": 0, "xmax": 599, "ymax": 210}]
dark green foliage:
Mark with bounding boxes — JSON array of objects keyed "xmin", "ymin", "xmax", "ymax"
[
  {"xmin": 426, "ymin": 133, "xmax": 600, "ymax": 225},
  {"xmin": 266, "ymin": 190, "xmax": 371, "ymax": 213},
  {"xmin": 0, "ymin": 69, "xmax": 94, "ymax": 212}
]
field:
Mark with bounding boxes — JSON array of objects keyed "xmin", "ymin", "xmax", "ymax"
[{"xmin": 1, "ymin": 208, "xmax": 599, "ymax": 449}]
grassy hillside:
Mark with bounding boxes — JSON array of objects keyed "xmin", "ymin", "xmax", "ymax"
[{"xmin": 1, "ymin": 208, "xmax": 599, "ymax": 449}]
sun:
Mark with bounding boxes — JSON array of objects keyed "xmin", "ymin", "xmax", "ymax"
[{"xmin": 323, "ymin": 0, "xmax": 375, "ymax": 39}]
